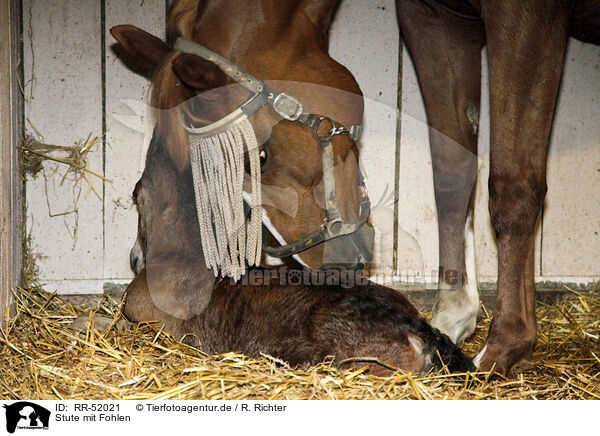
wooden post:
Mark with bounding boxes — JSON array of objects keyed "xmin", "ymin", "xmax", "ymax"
[{"xmin": 0, "ymin": 0, "xmax": 22, "ymax": 327}]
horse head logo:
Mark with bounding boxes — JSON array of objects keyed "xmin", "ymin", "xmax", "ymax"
[{"xmin": 3, "ymin": 402, "xmax": 51, "ymax": 434}]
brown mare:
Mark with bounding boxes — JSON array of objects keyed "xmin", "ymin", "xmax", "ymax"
[
  {"xmin": 113, "ymin": 0, "xmax": 599, "ymax": 376},
  {"xmin": 110, "ymin": 12, "xmax": 474, "ymax": 373}
]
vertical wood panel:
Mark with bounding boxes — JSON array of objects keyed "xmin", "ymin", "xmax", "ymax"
[
  {"xmin": 472, "ymin": 49, "xmax": 495, "ymax": 282},
  {"xmin": 542, "ymin": 40, "xmax": 600, "ymax": 280},
  {"xmin": 0, "ymin": 0, "xmax": 22, "ymax": 324},
  {"xmin": 329, "ymin": 0, "xmax": 399, "ymax": 279},
  {"xmin": 103, "ymin": 0, "xmax": 166, "ymax": 283},
  {"xmin": 397, "ymin": 47, "xmax": 439, "ymax": 286},
  {"xmin": 23, "ymin": 0, "xmax": 103, "ymax": 293}
]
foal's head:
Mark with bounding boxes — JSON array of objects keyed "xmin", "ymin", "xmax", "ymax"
[{"xmin": 112, "ymin": 10, "xmax": 374, "ymax": 271}]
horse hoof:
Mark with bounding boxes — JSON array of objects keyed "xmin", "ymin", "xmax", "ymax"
[
  {"xmin": 473, "ymin": 342, "xmax": 534, "ymax": 377},
  {"xmin": 431, "ymin": 306, "xmax": 478, "ymax": 346}
]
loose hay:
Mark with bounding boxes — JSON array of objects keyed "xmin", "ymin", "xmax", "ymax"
[
  {"xmin": 20, "ymin": 133, "xmax": 111, "ymax": 250},
  {"xmin": 0, "ymin": 286, "xmax": 598, "ymax": 400},
  {"xmin": 21, "ymin": 134, "xmax": 106, "ymax": 185}
]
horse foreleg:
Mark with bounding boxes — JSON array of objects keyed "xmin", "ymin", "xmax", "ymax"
[
  {"xmin": 474, "ymin": 0, "xmax": 571, "ymax": 375},
  {"xmin": 397, "ymin": 0, "xmax": 484, "ymax": 345}
]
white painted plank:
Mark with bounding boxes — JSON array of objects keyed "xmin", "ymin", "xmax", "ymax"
[
  {"xmin": 23, "ymin": 0, "xmax": 104, "ymax": 291},
  {"xmin": 329, "ymin": 0, "xmax": 399, "ymax": 278},
  {"xmin": 0, "ymin": 0, "xmax": 22, "ymax": 323},
  {"xmin": 543, "ymin": 40, "xmax": 600, "ymax": 277},
  {"xmin": 472, "ymin": 49, "xmax": 496, "ymax": 283},
  {"xmin": 397, "ymin": 46, "xmax": 439, "ymax": 286},
  {"xmin": 42, "ymin": 279, "xmax": 130, "ymax": 296},
  {"xmin": 104, "ymin": 0, "xmax": 166, "ymax": 282}
]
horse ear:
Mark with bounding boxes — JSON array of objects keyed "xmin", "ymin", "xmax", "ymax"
[
  {"xmin": 110, "ymin": 25, "xmax": 172, "ymax": 67},
  {"xmin": 171, "ymin": 53, "xmax": 228, "ymax": 91}
]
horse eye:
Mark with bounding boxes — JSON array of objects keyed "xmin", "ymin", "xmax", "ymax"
[
  {"xmin": 245, "ymin": 148, "xmax": 268, "ymax": 174},
  {"xmin": 259, "ymin": 148, "xmax": 268, "ymax": 168}
]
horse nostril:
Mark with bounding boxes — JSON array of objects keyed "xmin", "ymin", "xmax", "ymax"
[
  {"xmin": 245, "ymin": 147, "xmax": 268, "ymax": 174},
  {"xmin": 130, "ymin": 254, "xmax": 139, "ymax": 274},
  {"xmin": 130, "ymin": 240, "xmax": 145, "ymax": 275}
]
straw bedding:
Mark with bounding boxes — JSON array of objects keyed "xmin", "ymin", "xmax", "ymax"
[{"xmin": 0, "ymin": 286, "xmax": 598, "ymax": 400}]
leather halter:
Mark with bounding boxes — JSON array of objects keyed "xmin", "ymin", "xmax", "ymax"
[{"xmin": 174, "ymin": 37, "xmax": 371, "ymax": 259}]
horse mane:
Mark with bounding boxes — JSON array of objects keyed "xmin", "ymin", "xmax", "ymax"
[
  {"xmin": 167, "ymin": 0, "xmax": 200, "ymax": 42},
  {"xmin": 150, "ymin": 0, "xmax": 201, "ymax": 170},
  {"xmin": 151, "ymin": 52, "xmax": 192, "ymax": 171}
]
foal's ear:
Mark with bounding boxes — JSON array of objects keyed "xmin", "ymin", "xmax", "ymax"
[
  {"xmin": 110, "ymin": 25, "xmax": 172, "ymax": 67},
  {"xmin": 171, "ymin": 53, "xmax": 228, "ymax": 91}
]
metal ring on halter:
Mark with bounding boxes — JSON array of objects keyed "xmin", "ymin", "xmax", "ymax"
[{"xmin": 312, "ymin": 116, "xmax": 336, "ymax": 138}]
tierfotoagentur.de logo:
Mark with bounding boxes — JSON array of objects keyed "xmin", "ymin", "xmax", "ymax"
[{"xmin": 2, "ymin": 402, "xmax": 51, "ymax": 434}]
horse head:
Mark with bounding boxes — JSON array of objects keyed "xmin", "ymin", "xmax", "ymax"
[{"xmin": 112, "ymin": 0, "xmax": 374, "ymax": 274}]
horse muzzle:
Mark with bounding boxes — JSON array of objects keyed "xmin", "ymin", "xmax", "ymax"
[
  {"xmin": 320, "ymin": 220, "xmax": 375, "ymax": 272},
  {"xmin": 129, "ymin": 239, "xmax": 145, "ymax": 275}
]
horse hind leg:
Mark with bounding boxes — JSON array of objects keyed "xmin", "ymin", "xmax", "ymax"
[{"xmin": 397, "ymin": 0, "xmax": 484, "ymax": 345}]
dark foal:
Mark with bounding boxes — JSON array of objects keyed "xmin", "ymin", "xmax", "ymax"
[
  {"xmin": 126, "ymin": 268, "xmax": 474, "ymax": 375},
  {"xmin": 125, "ymin": 139, "xmax": 474, "ymax": 375},
  {"xmin": 397, "ymin": 0, "xmax": 600, "ymax": 374}
]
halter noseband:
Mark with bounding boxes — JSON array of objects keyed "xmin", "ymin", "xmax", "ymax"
[{"xmin": 174, "ymin": 37, "xmax": 371, "ymax": 260}]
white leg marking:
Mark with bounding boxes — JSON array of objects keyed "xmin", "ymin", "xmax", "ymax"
[
  {"xmin": 431, "ymin": 212, "xmax": 480, "ymax": 346},
  {"xmin": 473, "ymin": 344, "xmax": 487, "ymax": 368}
]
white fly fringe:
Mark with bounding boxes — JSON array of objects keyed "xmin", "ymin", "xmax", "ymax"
[{"xmin": 187, "ymin": 113, "xmax": 262, "ymax": 281}]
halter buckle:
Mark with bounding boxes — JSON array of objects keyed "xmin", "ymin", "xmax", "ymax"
[
  {"xmin": 272, "ymin": 93, "xmax": 304, "ymax": 121},
  {"xmin": 326, "ymin": 218, "xmax": 344, "ymax": 237}
]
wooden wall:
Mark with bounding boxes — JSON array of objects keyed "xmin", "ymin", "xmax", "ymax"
[
  {"xmin": 400, "ymin": 41, "xmax": 600, "ymax": 290},
  {"xmin": 21, "ymin": 0, "xmax": 600, "ymax": 295},
  {"xmin": 23, "ymin": 0, "xmax": 165, "ymax": 294},
  {"xmin": 0, "ymin": 0, "xmax": 23, "ymax": 325}
]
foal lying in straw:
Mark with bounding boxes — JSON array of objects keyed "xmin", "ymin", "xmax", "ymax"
[{"xmin": 127, "ymin": 168, "xmax": 474, "ymax": 375}]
